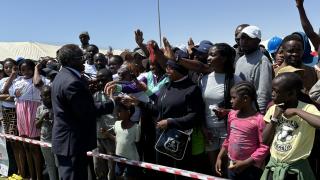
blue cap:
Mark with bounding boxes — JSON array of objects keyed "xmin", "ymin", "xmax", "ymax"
[
  {"xmin": 193, "ymin": 40, "xmax": 213, "ymax": 54},
  {"xmin": 174, "ymin": 49, "xmax": 189, "ymax": 59},
  {"xmin": 267, "ymin": 36, "xmax": 282, "ymax": 54},
  {"xmin": 16, "ymin": 57, "xmax": 24, "ymax": 64}
]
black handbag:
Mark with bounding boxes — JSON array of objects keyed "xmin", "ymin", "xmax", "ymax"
[{"xmin": 155, "ymin": 128, "xmax": 192, "ymax": 160}]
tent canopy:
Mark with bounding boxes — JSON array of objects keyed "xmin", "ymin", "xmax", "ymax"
[
  {"xmin": 0, "ymin": 42, "xmax": 60, "ymax": 61},
  {"xmin": 0, "ymin": 42, "xmax": 123, "ymax": 61}
]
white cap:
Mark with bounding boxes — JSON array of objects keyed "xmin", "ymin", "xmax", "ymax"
[{"xmin": 241, "ymin": 25, "xmax": 261, "ymax": 40}]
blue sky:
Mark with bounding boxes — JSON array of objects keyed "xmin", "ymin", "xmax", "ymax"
[{"xmin": 0, "ymin": 0, "xmax": 319, "ymax": 50}]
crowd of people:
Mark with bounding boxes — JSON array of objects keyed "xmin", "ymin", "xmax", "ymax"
[{"xmin": 1, "ymin": 0, "xmax": 320, "ymax": 180}]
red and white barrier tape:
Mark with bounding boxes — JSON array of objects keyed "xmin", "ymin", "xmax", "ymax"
[
  {"xmin": 0, "ymin": 133, "xmax": 51, "ymax": 147},
  {"xmin": 0, "ymin": 133, "xmax": 227, "ymax": 180},
  {"xmin": 86, "ymin": 151, "xmax": 227, "ymax": 180}
]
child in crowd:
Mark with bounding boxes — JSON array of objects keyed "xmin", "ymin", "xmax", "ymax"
[
  {"xmin": 261, "ymin": 72, "xmax": 320, "ymax": 180},
  {"xmin": 92, "ymin": 68, "xmax": 116, "ymax": 180},
  {"xmin": 103, "ymin": 102, "xmax": 141, "ymax": 180},
  {"xmin": 35, "ymin": 85, "xmax": 58, "ymax": 180},
  {"xmin": 215, "ymin": 81, "xmax": 269, "ymax": 180},
  {"xmin": 108, "ymin": 63, "xmax": 149, "ymax": 122},
  {"xmin": 13, "ymin": 59, "xmax": 44, "ymax": 180}
]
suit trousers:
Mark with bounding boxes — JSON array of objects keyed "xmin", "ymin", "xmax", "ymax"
[{"xmin": 56, "ymin": 153, "xmax": 89, "ymax": 180}]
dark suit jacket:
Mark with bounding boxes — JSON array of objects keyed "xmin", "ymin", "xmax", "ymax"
[{"xmin": 51, "ymin": 67, "xmax": 114, "ymax": 156}]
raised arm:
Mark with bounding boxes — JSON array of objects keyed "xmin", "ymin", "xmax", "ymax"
[
  {"xmin": 296, "ymin": 0, "xmax": 320, "ymax": 50},
  {"xmin": 147, "ymin": 40, "xmax": 167, "ymax": 70},
  {"xmin": 162, "ymin": 37, "xmax": 211, "ymax": 74},
  {"xmin": 2, "ymin": 67, "xmax": 18, "ymax": 94},
  {"xmin": 177, "ymin": 58, "xmax": 211, "ymax": 74},
  {"xmin": 134, "ymin": 29, "xmax": 149, "ymax": 57},
  {"xmin": 33, "ymin": 63, "xmax": 44, "ymax": 88},
  {"xmin": 284, "ymin": 107, "xmax": 320, "ymax": 128}
]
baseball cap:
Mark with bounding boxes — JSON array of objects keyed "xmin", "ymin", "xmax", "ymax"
[
  {"xmin": 174, "ymin": 48, "xmax": 189, "ymax": 59},
  {"xmin": 241, "ymin": 25, "xmax": 261, "ymax": 40},
  {"xmin": 192, "ymin": 40, "xmax": 213, "ymax": 54},
  {"xmin": 276, "ymin": 65, "xmax": 304, "ymax": 77},
  {"xmin": 16, "ymin": 57, "xmax": 25, "ymax": 64}
]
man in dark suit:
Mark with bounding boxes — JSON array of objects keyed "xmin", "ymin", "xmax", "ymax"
[{"xmin": 52, "ymin": 44, "xmax": 114, "ymax": 180}]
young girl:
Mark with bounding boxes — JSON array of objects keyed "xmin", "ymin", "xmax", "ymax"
[
  {"xmin": 104, "ymin": 102, "xmax": 140, "ymax": 180},
  {"xmin": 0, "ymin": 58, "xmax": 25, "ymax": 178},
  {"xmin": 215, "ymin": 81, "xmax": 269, "ymax": 180},
  {"xmin": 13, "ymin": 59, "xmax": 44, "ymax": 180},
  {"xmin": 261, "ymin": 72, "xmax": 320, "ymax": 180}
]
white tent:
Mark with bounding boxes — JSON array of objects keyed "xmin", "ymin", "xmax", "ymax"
[
  {"xmin": 0, "ymin": 42, "xmax": 123, "ymax": 61},
  {"xmin": 0, "ymin": 42, "xmax": 60, "ymax": 61}
]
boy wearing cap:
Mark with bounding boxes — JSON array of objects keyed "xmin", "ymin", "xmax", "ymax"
[{"xmin": 235, "ymin": 25, "xmax": 272, "ymax": 113}]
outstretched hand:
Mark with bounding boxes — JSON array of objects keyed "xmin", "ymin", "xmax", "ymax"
[
  {"xmin": 135, "ymin": 29, "xmax": 144, "ymax": 45},
  {"xmin": 163, "ymin": 37, "xmax": 175, "ymax": 60},
  {"xmin": 187, "ymin": 37, "xmax": 195, "ymax": 55},
  {"xmin": 104, "ymin": 84, "xmax": 116, "ymax": 97},
  {"xmin": 104, "ymin": 81, "xmax": 119, "ymax": 98}
]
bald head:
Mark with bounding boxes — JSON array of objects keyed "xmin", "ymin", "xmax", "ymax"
[
  {"xmin": 235, "ymin": 24, "xmax": 250, "ymax": 37},
  {"xmin": 235, "ymin": 24, "xmax": 250, "ymax": 45}
]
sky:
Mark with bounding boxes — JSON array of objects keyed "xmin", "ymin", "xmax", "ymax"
[{"xmin": 0, "ymin": 0, "xmax": 320, "ymax": 50}]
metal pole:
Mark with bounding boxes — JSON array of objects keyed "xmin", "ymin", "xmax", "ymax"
[{"xmin": 157, "ymin": 0, "xmax": 162, "ymax": 47}]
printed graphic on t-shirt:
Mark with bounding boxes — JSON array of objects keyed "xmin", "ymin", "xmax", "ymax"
[{"xmin": 273, "ymin": 117, "xmax": 299, "ymax": 152}]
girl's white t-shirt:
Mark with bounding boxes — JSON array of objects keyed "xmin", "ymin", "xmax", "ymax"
[
  {"xmin": 114, "ymin": 121, "xmax": 140, "ymax": 160},
  {"xmin": 12, "ymin": 76, "xmax": 48, "ymax": 102}
]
